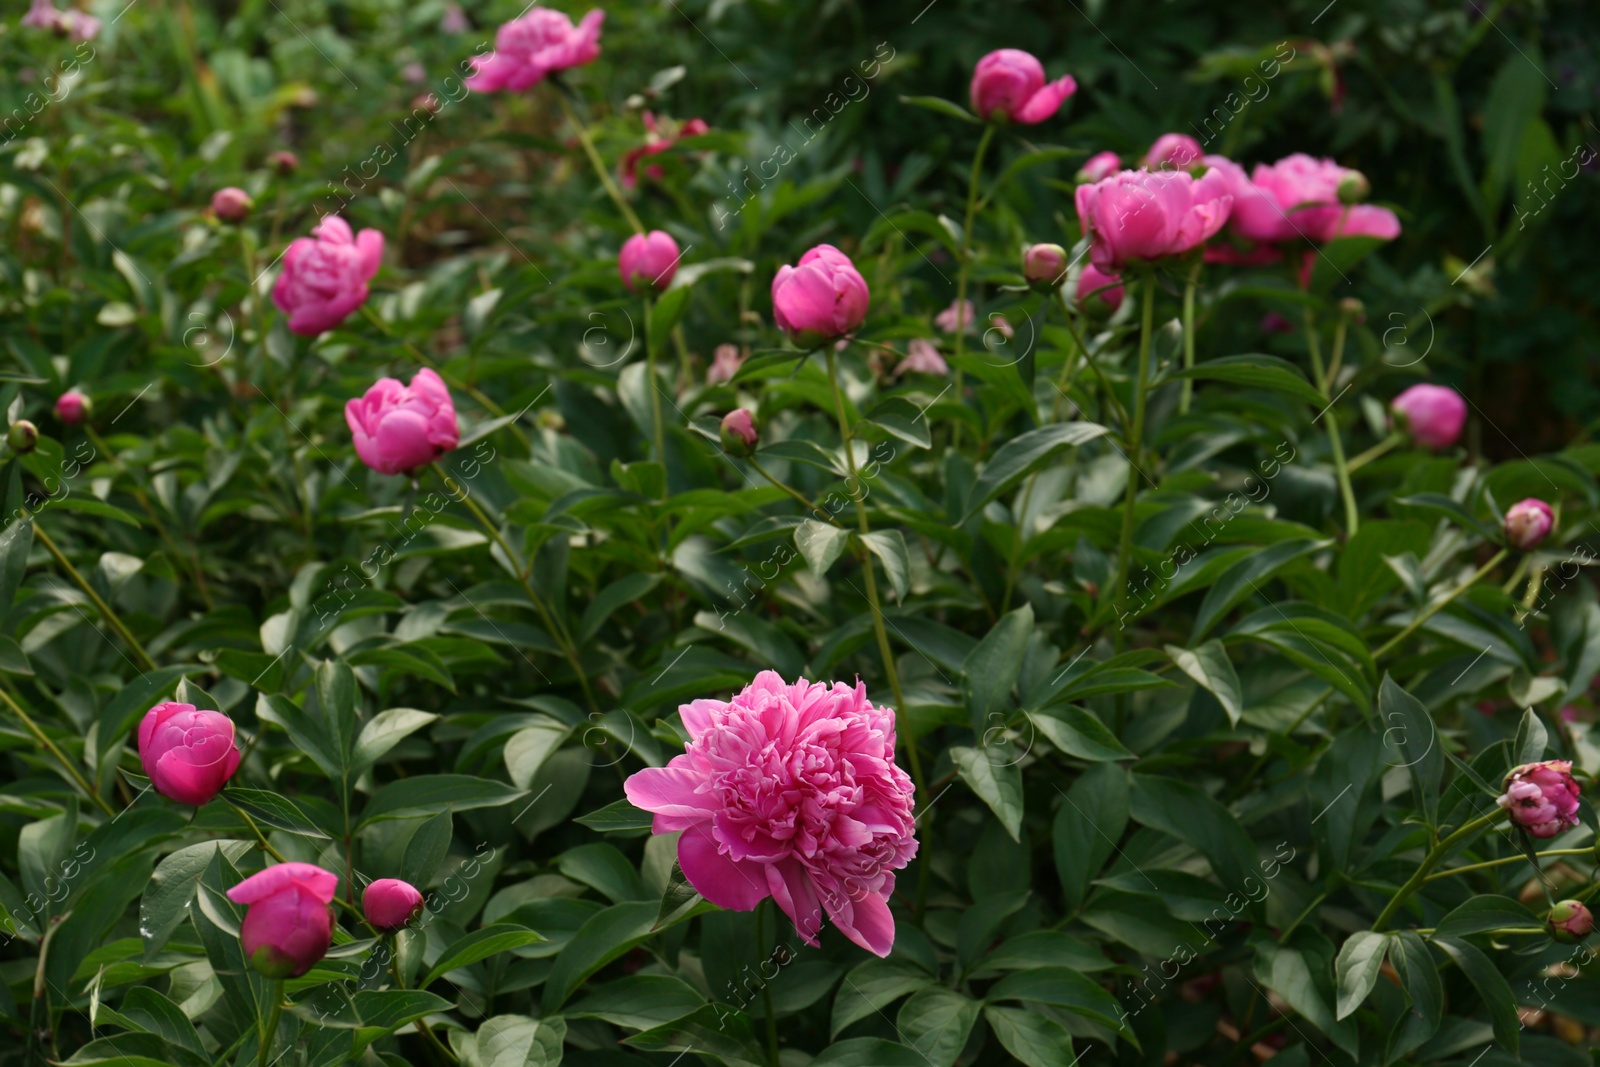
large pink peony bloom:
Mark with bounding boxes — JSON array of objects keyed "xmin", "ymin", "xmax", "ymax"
[
  {"xmin": 465, "ymin": 8, "xmax": 604, "ymax": 93},
  {"xmin": 345, "ymin": 368, "xmax": 459, "ymax": 476},
  {"xmin": 1220, "ymin": 153, "xmax": 1348, "ymax": 244},
  {"xmin": 1143, "ymin": 132, "xmax": 1203, "ymax": 171},
  {"xmin": 137, "ymin": 702, "xmax": 241, "ymax": 806},
  {"xmin": 1074, "ymin": 168, "xmax": 1233, "ymax": 270},
  {"xmin": 227, "ymin": 863, "xmax": 338, "ymax": 978},
  {"xmin": 1497, "ymin": 760, "xmax": 1581, "ymax": 839},
  {"xmin": 624, "ymin": 671, "xmax": 918, "ymax": 957},
  {"xmin": 771, "ymin": 245, "xmax": 869, "ymax": 348},
  {"xmin": 271, "ymin": 216, "xmax": 384, "ymax": 336}
]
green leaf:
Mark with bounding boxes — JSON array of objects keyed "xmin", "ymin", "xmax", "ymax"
[
  {"xmin": 796, "ymin": 519, "xmax": 851, "ymax": 578},
  {"xmin": 1480, "ymin": 54, "xmax": 1547, "ymax": 213},
  {"xmin": 649, "ymin": 286, "xmax": 693, "ymax": 352},
  {"xmin": 811, "ymin": 1039, "xmax": 930, "ymax": 1067},
  {"xmin": 1334, "ymin": 930, "xmax": 1390, "ymax": 1020},
  {"xmin": 896, "ymin": 987, "xmax": 981, "ymax": 1067},
  {"xmin": 866, "ymin": 397, "xmax": 933, "ymax": 450},
  {"xmin": 1191, "ymin": 538, "xmax": 1330, "ymax": 640},
  {"xmin": 754, "ymin": 438, "xmax": 842, "ymax": 474},
  {"xmin": 858, "ymin": 529, "xmax": 911, "ymax": 602},
  {"xmin": 348, "ymin": 644, "xmax": 456, "ymax": 692},
  {"xmin": 465, "ymin": 1013, "xmax": 566, "ymax": 1067},
  {"xmin": 1392, "ymin": 492, "xmax": 1500, "ymax": 541},
  {"xmin": 898, "ymin": 94, "xmax": 980, "ymax": 123},
  {"xmin": 1128, "ymin": 774, "xmax": 1258, "ymax": 895},
  {"xmin": 951, "ymin": 744, "xmax": 1024, "ymax": 842},
  {"xmin": 503, "ymin": 719, "xmax": 572, "ymax": 790},
  {"xmin": 568, "ymin": 974, "xmax": 706, "ymax": 1031},
  {"xmin": 1053, "ymin": 763, "xmax": 1128, "ymax": 913},
  {"xmin": 653, "ymin": 862, "xmax": 713, "ymax": 931},
  {"xmin": 983, "ymin": 1005, "xmax": 1077, "ymax": 1067},
  {"xmin": 1252, "ymin": 937, "xmax": 1358, "ymax": 1056},
  {"xmin": 961, "ymin": 422, "xmax": 1111, "ymax": 521},
  {"xmin": 575, "ymin": 798, "xmax": 655, "ymax": 833},
  {"xmin": 352, "ymin": 708, "xmax": 437, "ymax": 770},
  {"xmin": 1512, "ymin": 706, "xmax": 1548, "ymax": 766},
  {"xmin": 61, "ymin": 1034, "xmax": 186, "ymax": 1067},
  {"xmin": 625, "ymin": 1004, "xmax": 766, "ymax": 1067},
  {"xmin": 1167, "ymin": 354, "xmax": 1325, "ymax": 407},
  {"xmin": 1378, "ymin": 674, "xmax": 1443, "ymax": 827},
  {"xmin": 117, "ymin": 987, "xmax": 206, "ymax": 1058},
  {"xmin": 1165, "ymin": 640, "xmax": 1243, "ymax": 726},
  {"xmin": 316, "ymin": 658, "xmax": 359, "ymax": 774},
  {"xmin": 421, "ymin": 923, "xmax": 546, "ymax": 987},
  {"xmin": 963, "ymin": 604, "xmax": 1033, "ymax": 724},
  {"xmin": 1435, "ymin": 895, "xmax": 1539, "ymax": 937},
  {"xmin": 359, "ymin": 775, "xmax": 527, "ymax": 826},
  {"xmin": 1434, "ymin": 936, "xmax": 1519, "ymax": 1057},
  {"xmin": 541, "ymin": 900, "xmax": 658, "ymax": 1011},
  {"xmin": 1028, "ymin": 705, "xmax": 1135, "ymax": 761},
  {"xmin": 557, "ymin": 842, "xmax": 646, "ymax": 903},
  {"xmin": 223, "ymin": 787, "xmax": 330, "ymax": 840},
  {"xmin": 578, "ymin": 573, "xmax": 663, "ymax": 645},
  {"xmin": 1386, "ymin": 930, "xmax": 1443, "ymax": 1059},
  {"xmin": 986, "ymin": 966, "xmax": 1127, "ymax": 1031},
  {"xmin": 831, "ymin": 958, "xmax": 934, "ymax": 1038},
  {"xmin": 140, "ymin": 841, "xmax": 252, "ymax": 959}
]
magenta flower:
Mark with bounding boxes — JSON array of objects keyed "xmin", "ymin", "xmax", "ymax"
[
  {"xmin": 1548, "ymin": 900, "xmax": 1594, "ymax": 944},
  {"xmin": 1390, "ymin": 384, "xmax": 1466, "ymax": 451},
  {"xmin": 624, "ymin": 671, "xmax": 918, "ymax": 957},
  {"xmin": 137, "ymin": 702, "xmax": 241, "ymax": 806},
  {"xmin": 1217, "ymin": 153, "xmax": 1352, "ymax": 244},
  {"xmin": 1076, "ymin": 264, "xmax": 1124, "ymax": 314},
  {"xmin": 771, "ymin": 245, "xmax": 869, "ymax": 348},
  {"xmin": 621, "ymin": 112, "xmax": 711, "ymax": 188},
  {"xmin": 969, "ymin": 49, "xmax": 1076, "ymax": 124},
  {"xmin": 345, "ymin": 369, "xmax": 459, "ymax": 477},
  {"xmin": 271, "ymin": 216, "xmax": 384, "ymax": 336},
  {"xmin": 896, "ymin": 339, "xmax": 949, "ymax": 377},
  {"xmin": 934, "ymin": 299, "xmax": 974, "ymax": 335},
  {"xmin": 1076, "ymin": 151, "xmax": 1121, "ymax": 184},
  {"xmin": 227, "ymin": 863, "xmax": 338, "ymax": 978},
  {"xmin": 1497, "ymin": 760, "xmax": 1581, "ymax": 839},
  {"xmin": 1504, "ymin": 498, "xmax": 1554, "ymax": 550},
  {"xmin": 55, "ymin": 390, "xmax": 89, "ymax": 426},
  {"xmin": 1143, "ymin": 133, "xmax": 1203, "ymax": 171},
  {"xmin": 363, "ymin": 878, "xmax": 425, "ymax": 931},
  {"xmin": 619, "ymin": 231, "xmax": 682, "ymax": 293},
  {"xmin": 706, "ymin": 344, "xmax": 744, "ymax": 386},
  {"xmin": 1022, "ymin": 243, "xmax": 1068, "ymax": 286},
  {"xmin": 465, "ymin": 8, "xmax": 604, "ymax": 93},
  {"xmin": 21, "ymin": 0, "xmax": 58, "ymax": 29},
  {"xmin": 1074, "ymin": 168, "xmax": 1233, "ymax": 270},
  {"xmin": 1319, "ymin": 204, "xmax": 1401, "ymax": 242},
  {"xmin": 719, "ymin": 409, "xmax": 759, "ymax": 456},
  {"xmin": 211, "ymin": 187, "xmax": 253, "ymax": 223}
]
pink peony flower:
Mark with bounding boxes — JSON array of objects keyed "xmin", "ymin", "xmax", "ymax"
[
  {"xmin": 137, "ymin": 702, "xmax": 241, "ymax": 806},
  {"xmin": 363, "ymin": 878, "xmax": 425, "ymax": 931},
  {"xmin": 1076, "ymin": 264, "xmax": 1124, "ymax": 314},
  {"xmin": 935, "ymin": 299, "xmax": 975, "ymax": 335},
  {"xmin": 624, "ymin": 671, "xmax": 918, "ymax": 957},
  {"xmin": 1497, "ymin": 760, "xmax": 1581, "ymax": 839},
  {"xmin": 719, "ymin": 409, "xmax": 759, "ymax": 456},
  {"xmin": 227, "ymin": 863, "xmax": 338, "ymax": 978},
  {"xmin": 271, "ymin": 215, "xmax": 384, "ymax": 336},
  {"xmin": 1022, "ymin": 243, "xmax": 1068, "ymax": 286},
  {"xmin": 211, "ymin": 187, "xmax": 253, "ymax": 223},
  {"xmin": 619, "ymin": 230, "xmax": 682, "ymax": 293},
  {"xmin": 1504, "ymin": 498, "xmax": 1553, "ymax": 550},
  {"xmin": 1074, "ymin": 168, "xmax": 1233, "ymax": 270},
  {"xmin": 55, "ymin": 390, "xmax": 89, "ymax": 426},
  {"xmin": 1390, "ymin": 383, "xmax": 1466, "ymax": 451},
  {"xmin": 897, "ymin": 339, "xmax": 949, "ymax": 377},
  {"xmin": 1548, "ymin": 900, "xmax": 1594, "ymax": 944},
  {"xmin": 969, "ymin": 49, "xmax": 1076, "ymax": 124},
  {"xmin": 771, "ymin": 245, "xmax": 869, "ymax": 348},
  {"xmin": 21, "ymin": 0, "xmax": 59, "ymax": 29},
  {"xmin": 621, "ymin": 112, "xmax": 711, "ymax": 188},
  {"xmin": 1076, "ymin": 151, "xmax": 1121, "ymax": 184},
  {"xmin": 1217, "ymin": 153, "xmax": 1353, "ymax": 244},
  {"xmin": 465, "ymin": 8, "xmax": 604, "ymax": 93},
  {"xmin": 1144, "ymin": 133, "xmax": 1203, "ymax": 171},
  {"xmin": 706, "ymin": 344, "xmax": 744, "ymax": 386},
  {"xmin": 439, "ymin": 3, "xmax": 468, "ymax": 33},
  {"xmin": 345, "ymin": 368, "xmax": 459, "ymax": 476},
  {"xmin": 1319, "ymin": 204, "xmax": 1401, "ymax": 242}
]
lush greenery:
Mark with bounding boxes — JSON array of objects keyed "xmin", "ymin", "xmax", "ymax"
[{"xmin": 1, "ymin": 1, "xmax": 1598, "ymax": 1066}]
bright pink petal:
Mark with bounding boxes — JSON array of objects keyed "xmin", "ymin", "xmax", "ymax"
[{"xmin": 677, "ymin": 825, "xmax": 771, "ymax": 911}]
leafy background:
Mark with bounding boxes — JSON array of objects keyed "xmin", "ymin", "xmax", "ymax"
[{"xmin": 2, "ymin": 0, "xmax": 1600, "ymax": 1066}]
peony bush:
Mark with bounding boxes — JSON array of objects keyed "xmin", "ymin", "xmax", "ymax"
[{"xmin": 0, "ymin": 3, "xmax": 1596, "ymax": 1067}]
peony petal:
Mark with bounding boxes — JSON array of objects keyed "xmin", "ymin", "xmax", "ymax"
[
  {"xmin": 624, "ymin": 764, "xmax": 716, "ymax": 821},
  {"xmin": 765, "ymin": 858, "xmax": 824, "ymax": 947},
  {"xmin": 227, "ymin": 862, "xmax": 339, "ymax": 906},
  {"xmin": 1014, "ymin": 75, "xmax": 1076, "ymax": 124},
  {"xmin": 677, "ymin": 824, "xmax": 771, "ymax": 911}
]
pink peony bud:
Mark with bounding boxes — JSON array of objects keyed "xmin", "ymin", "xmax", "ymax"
[
  {"xmin": 227, "ymin": 863, "xmax": 338, "ymax": 978},
  {"xmin": 211, "ymin": 187, "xmax": 253, "ymax": 223},
  {"xmin": 1548, "ymin": 900, "xmax": 1594, "ymax": 944},
  {"xmin": 55, "ymin": 390, "xmax": 89, "ymax": 426},
  {"xmin": 706, "ymin": 344, "xmax": 744, "ymax": 386},
  {"xmin": 7, "ymin": 421, "xmax": 37, "ymax": 454},
  {"xmin": 363, "ymin": 878, "xmax": 425, "ymax": 931},
  {"xmin": 1504, "ymin": 498, "xmax": 1553, "ymax": 550},
  {"xmin": 137, "ymin": 702, "xmax": 241, "ymax": 806},
  {"xmin": 1143, "ymin": 133, "xmax": 1203, "ymax": 171},
  {"xmin": 934, "ymin": 299, "xmax": 974, "ymax": 335},
  {"xmin": 1075, "ymin": 168, "xmax": 1234, "ymax": 270},
  {"xmin": 623, "ymin": 671, "xmax": 918, "ymax": 957},
  {"xmin": 618, "ymin": 231, "xmax": 681, "ymax": 293},
  {"xmin": 271, "ymin": 215, "xmax": 384, "ymax": 336},
  {"xmin": 345, "ymin": 368, "xmax": 459, "ymax": 477},
  {"xmin": 969, "ymin": 49, "xmax": 1076, "ymax": 124},
  {"xmin": 1497, "ymin": 760, "xmax": 1581, "ymax": 839},
  {"xmin": 1022, "ymin": 243, "xmax": 1069, "ymax": 286},
  {"xmin": 269, "ymin": 151, "xmax": 299, "ymax": 177},
  {"xmin": 1075, "ymin": 264, "xmax": 1124, "ymax": 315},
  {"xmin": 1076, "ymin": 151, "xmax": 1121, "ymax": 184},
  {"xmin": 771, "ymin": 244, "xmax": 869, "ymax": 348},
  {"xmin": 465, "ymin": 8, "xmax": 604, "ymax": 93},
  {"xmin": 896, "ymin": 339, "xmax": 949, "ymax": 378},
  {"xmin": 1390, "ymin": 384, "xmax": 1466, "ymax": 451},
  {"xmin": 719, "ymin": 409, "xmax": 759, "ymax": 457}
]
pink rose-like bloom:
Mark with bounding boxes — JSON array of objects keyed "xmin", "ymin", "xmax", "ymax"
[
  {"xmin": 1076, "ymin": 151, "xmax": 1121, "ymax": 184},
  {"xmin": 1075, "ymin": 168, "xmax": 1233, "ymax": 270},
  {"xmin": 935, "ymin": 299, "xmax": 974, "ymax": 335},
  {"xmin": 55, "ymin": 390, "xmax": 88, "ymax": 426},
  {"xmin": 345, "ymin": 369, "xmax": 459, "ymax": 476},
  {"xmin": 772, "ymin": 244, "xmax": 869, "ymax": 348},
  {"xmin": 227, "ymin": 863, "xmax": 338, "ymax": 978},
  {"xmin": 707, "ymin": 344, "xmax": 744, "ymax": 386},
  {"xmin": 1076, "ymin": 264, "xmax": 1124, "ymax": 314},
  {"xmin": 137, "ymin": 702, "xmax": 241, "ymax": 807},
  {"xmin": 1319, "ymin": 204, "xmax": 1401, "ymax": 242},
  {"xmin": 271, "ymin": 216, "xmax": 383, "ymax": 336},
  {"xmin": 1390, "ymin": 383, "xmax": 1467, "ymax": 450},
  {"xmin": 1022, "ymin": 243, "xmax": 1068, "ymax": 286},
  {"xmin": 619, "ymin": 231, "xmax": 681, "ymax": 293},
  {"xmin": 1144, "ymin": 133, "xmax": 1203, "ymax": 171},
  {"xmin": 211, "ymin": 187, "xmax": 253, "ymax": 223},
  {"xmin": 970, "ymin": 49, "xmax": 1076, "ymax": 124},
  {"xmin": 1505, "ymin": 498, "xmax": 1554, "ymax": 550},
  {"xmin": 363, "ymin": 878, "xmax": 425, "ymax": 931},
  {"xmin": 624, "ymin": 672, "xmax": 918, "ymax": 957},
  {"xmin": 719, "ymin": 409, "xmax": 759, "ymax": 457},
  {"xmin": 1219, "ymin": 153, "xmax": 1351, "ymax": 244},
  {"xmin": 622, "ymin": 112, "xmax": 711, "ymax": 188},
  {"xmin": 897, "ymin": 339, "xmax": 949, "ymax": 377},
  {"xmin": 465, "ymin": 8, "xmax": 604, "ymax": 93},
  {"xmin": 1497, "ymin": 760, "xmax": 1581, "ymax": 839}
]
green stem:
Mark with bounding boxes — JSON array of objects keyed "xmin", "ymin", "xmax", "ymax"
[
  {"xmin": 1374, "ymin": 548, "xmax": 1509, "ymax": 660},
  {"xmin": 28, "ymin": 513, "xmax": 157, "ymax": 671},
  {"xmin": 241, "ymin": 229, "xmax": 276, "ymax": 399},
  {"xmin": 554, "ymin": 93, "xmax": 645, "ymax": 235},
  {"xmin": 1113, "ymin": 270, "xmax": 1156, "ymax": 624},
  {"xmin": 1303, "ymin": 308, "xmax": 1359, "ymax": 536},
  {"xmin": 1347, "ymin": 434, "xmax": 1402, "ymax": 472},
  {"xmin": 224, "ymin": 795, "xmax": 290, "ymax": 864},
  {"xmin": 748, "ymin": 458, "xmax": 843, "ymax": 526},
  {"xmin": 1178, "ymin": 259, "xmax": 1201, "ymax": 415},
  {"xmin": 1371, "ymin": 810, "xmax": 1503, "ymax": 931},
  {"xmin": 759, "ymin": 902, "xmax": 779, "ymax": 1067},
  {"xmin": 1425, "ymin": 846, "xmax": 1591, "ymax": 882},
  {"xmin": 257, "ymin": 979, "xmax": 284, "ymax": 1067},
  {"xmin": 0, "ymin": 685, "xmax": 114, "ymax": 816},
  {"xmin": 643, "ymin": 293, "xmax": 666, "ymax": 465},
  {"xmin": 949, "ymin": 124, "xmax": 995, "ymax": 450},
  {"xmin": 1055, "ymin": 298, "xmax": 1130, "ymax": 431}
]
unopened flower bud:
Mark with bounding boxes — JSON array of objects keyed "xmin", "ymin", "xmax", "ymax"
[
  {"xmin": 1338, "ymin": 297, "xmax": 1365, "ymax": 323},
  {"xmin": 1022, "ymin": 243, "xmax": 1068, "ymax": 287},
  {"xmin": 1548, "ymin": 900, "xmax": 1593, "ymax": 943},
  {"xmin": 55, "ymin": 390, "xmax": 90, "ymax": 426},
  {"xmin": 720, "ymin": 409, "xmax": 759, "ymax": 457},
  {"xmin": 7, "ymin": 420, "xmax": 37, "ymax": 454},
  {"xmin": 1338, "ymin": 169, "xmax": 1370, "ymax": 205},
  {"xmin": 1504, "ymin": 498, "xmax": 1553, "ymax": 551},
  {"xmin": 269, "ymin": 151, "xmax": 299, "ymax": 177},
  {"xmin": 211, "ymin": 187, "xmax": 253, "ymax": 223}
]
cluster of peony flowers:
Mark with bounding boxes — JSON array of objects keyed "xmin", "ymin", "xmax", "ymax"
[
  {"xmin": 625, "ymin": 671, "xmax": 918, "ymax": 957},
  {"xmin": 1497, "ymin": 760, "xmax": 1581, "ymax": 839}
]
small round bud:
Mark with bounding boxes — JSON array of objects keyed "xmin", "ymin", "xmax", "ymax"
[
  {"xmin": 1337, "ymin": 297, "xmax": 1365, "ymax": 323},
  {"xmin": 8, "ymin": 420, "xmax": 38, "ymax": 454},
  {"xmin": 211, "ymin": 187, "xmax": 253, "ymax": 223},
  {"xmin": 55, "ymin": 391, "xmax": 90, "ymax": 426},
  {"xmin": 1022, "ymin": 243, "xmax": 1068, "ymax": 287},
  {"xmin": 412, "ymin": 93, "xmax": 442, "ymax": 115},
  {"xmin": 1504, "ymin": 498, "xmax": 1554, "ymax": 551},
  {"xmin": 1337, "ymin": 169, "xmax": 1370, "ymax": 205},
  {"xmin": 719, "ymin": 409, "xmax": 759, "ymax": 457},
  {"xmin": 269, "ymin": 151, "xmax": 299, "ymax": 177},
  {"xmin": 1548, "ymin": 900, "xmax": 1593, "ymax": 944}
]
